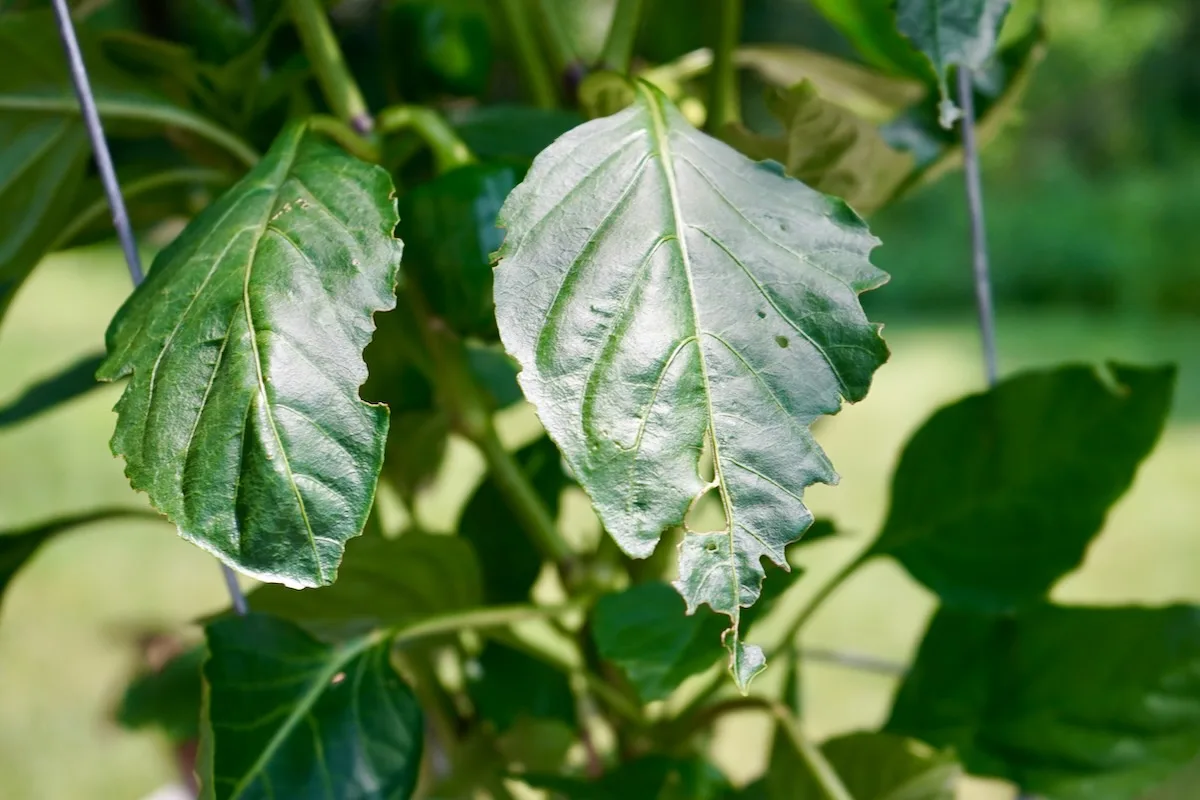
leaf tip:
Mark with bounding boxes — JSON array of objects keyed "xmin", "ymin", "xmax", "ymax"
[{"xmin": 726, "ymin": 634, "xmax": 766, "ymax": 694}]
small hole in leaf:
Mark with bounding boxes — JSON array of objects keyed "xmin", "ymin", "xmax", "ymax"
[
  {"xmin": 705, "ymin": 540, "xmax": 719, "ymax": 553},
  {"xmin": 331, "ymin": 671, "xmax": 346, "ymax": 685},
  {"xmin": 756, "ymin": 310, "xmax": 766, "ymax": 319},
  {"xmin": 697, "ymin": 430, "xmax": 715, "ymax": 483},
  {"xmin": 775, "ymin": 335, "xmax": 789, "ymax": 348}
]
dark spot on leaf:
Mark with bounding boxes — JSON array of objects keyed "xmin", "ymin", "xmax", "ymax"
[
  {"xmin": 775, "ymin": 336, "xmax": 789, "ymax": 348},
  {"xmin": 756, "ymin": 310, "xmax": 766, "ymax": 319}
]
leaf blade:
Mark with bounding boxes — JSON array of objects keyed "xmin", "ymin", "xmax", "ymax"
[
  {"xmin": 494, "ymin": 82, "xmax": 888, "ymax": 688},
  {"xmin": 98, "ymin": 123, "xmax": 402, "ymax": 587}
]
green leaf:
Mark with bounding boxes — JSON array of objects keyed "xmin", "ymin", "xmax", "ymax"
[
  {"xmin": 97, "ymin": 123, "xmax": 402, "ymax": 588},
  {"xmin": 732, "ymin": 45, "xmax": 925, "ymax": 123},
  {"xmin": 0, "ymin": 352, "xmax": 106, "ymax": 429},
  {"xmin": 117, "ymin": 644, "xmax": 205, "ymax": 744},
  {"xmin": 887, "ymin": 604, "xmax": 1200, "ymax": 800},
  {"xmin": 398, "ymin": 162, "xmax": 518, "ymax": 339},
  {"xmin": 723, "ymin": 81, "xmax": 916, "ymax": 215},
  {"xmin": 776, "ymin": 731, "xmax": 959, "ymax": 800},
  {"xmin": 893, "ymin": 0, "xmax": 1012, "ymax": 127},
  {"xmin": 467, "ymin": 642, "xmax": 576, "ymax": 732},
  {"xmin": 246, "ymin": 531, "xmax": 483, "ymax": 639},
  {"xmin": 449, "ymin": 105, "xmax": 584, "ymax": 163},
  {"xmin": 593, "ymin": 581, "xmax": 727, "ymax": 703},
  {"xmin": 1, "ymin": 509, "xmax": 161, "ymax": 612},
  {"xmin": 493, "ymin": 81, "xmax": 888, "ymax": 690},
  {"xmin": 526, "ymin": 756, "xmax": 733, "ymax": 800},
  {"xmin": 868, "ymin": 363, "xmax": 1174, "ymax": 612},
  {"xmin": 809, "ymin": 0, "xmax": 936, "ymax": 79},
  {"xmin": 460, "ymin": 437, "xmax": 567, "ymax": 604},
  {"xmin": 200, "ymin": 613, "xmax": 423, "ymax": 800}
]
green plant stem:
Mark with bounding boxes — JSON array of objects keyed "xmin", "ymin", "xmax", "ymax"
[
  {"xmin": 773, "ymin": 703, "xmax": 855, "ymax": 800},
  {"xmin": 599, "ymin": 0, "xmax": 644, "ymax": 73},
  {"xmin": 308, "ymin": 114, "xmax": 380, "ymax": 162},
  {"xmin": 393, "ymin": 602, "xmax": 580, "ymax": 645},
  {"xmin": 496, "ymin": 0, "xmax": 558, "ymax": 108},
  {"xmin": 287, "ymin": 0, "xmax": 372, "ymax": 132},
  {"xmin": 377, "ymin": 105, "xmax": 475, "ymax": 174},
  {"xmin": 708, "ymin": 0, "xmax": 742, "ymax": 132}
]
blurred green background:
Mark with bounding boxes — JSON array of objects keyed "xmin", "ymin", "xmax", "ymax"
[{"xmin": 3, "ymin": 0, "xmax": 1200, "ymax": 797}]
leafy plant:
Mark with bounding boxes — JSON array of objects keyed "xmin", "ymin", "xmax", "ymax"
[{"xmin": 3, "ymin": 0, "xmax": 1199, "ymax": 798}]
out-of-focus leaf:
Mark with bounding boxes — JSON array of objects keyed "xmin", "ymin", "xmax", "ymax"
[
  {"xmin": 733, "ymin": 45, "xmax": 925, "ymax": 122},
  {"xmin": 526, "ymin": 756, "xmax": 733, "ymax": 799},
  {"xmin": 398, "ymin": 162, "xmax": 518, "ymax": 339},
  {"xmin": 449, "ymin": 105, "xmax": 583, "ymax": 162},
  {"xmin": 809, "ymin": 0, "xmax": 935, "ymax": 79},
  {"xmin": 887, "ymin": 604, "xmax": 1200, "ymax": 800},
  {"xmin": 117, "ymin": 644, "xmax": 205, "ymax": 744},
  {"xmin": 724, "ymin": 81, "xmax": 915, "ymax": 215},
  {"xmin": 460, "ymin": 437, "xmax": 567, "ymax": 604},
  {"xmin": 493, "ymin": 81, "xmax": 888, "ymax": 690},
  {"xmin": 200, "ymin": 613, "xmax": 423, "ymax": 800},
  {"xmin": 97, "ymin": 124, "xmax": 401, "ymax": 588},
  {"xmin": 774, "ymin": 731, "xmax": 959, "ymax": 800},
  {"xmin": 467, "ymin": 642, "xmax": 575, "ymax": 732},
  {"xmin": 386, "ymin": 0, "xmax": 493, "ymax": 99},
  {"xmin": 894, "ymin": 0, "xmax": 1012, "ymax": 126},
  {"xmin": 868, "ymin": 363, "xmax": 1173, "ymax": 612},
  {"xmin": 247, "ymin": 532, "xmax": 483, "ymax": 639},
  {"xmin": 0, "ymin": 509, "xmax": 161, "ymax": 611},
  {"xmin": 593, "ymin": 582, "xmax": 727, "ymax": 703},
  {"xmin": 0, "ymin": 353, "xmax": 106, "ymax": 429}
]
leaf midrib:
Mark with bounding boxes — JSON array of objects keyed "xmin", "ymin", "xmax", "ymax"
[
  {"xmin": 223, "ymin": 633, "xmax": 379, "ymax": 799},
  {"xmin": 637, "ymin": 83, "xmax": 741, "ymax": 621}
]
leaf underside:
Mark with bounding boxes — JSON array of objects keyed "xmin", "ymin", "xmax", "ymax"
[
  {"xmin": 98, "ymin": 123, "xmax": 402, "ymax": 588},
  {"xmin": 494, "ymin": 82, "xmax": 888, "ymax": 689},
  {"xmin": 201, "ymin": 613, "xmax": 423, "ymax": 800}
]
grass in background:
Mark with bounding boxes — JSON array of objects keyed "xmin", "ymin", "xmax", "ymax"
[{"xmin": 2, "ymin": 250, "xmax": 1199, "ymax": 798}]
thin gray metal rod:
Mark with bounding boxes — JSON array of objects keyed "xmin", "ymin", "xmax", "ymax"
[
  {"xmin": 957, "ymin": 66, "xmax": 999, "ymax": 387},
  {"xmin": 50, "ymin": 0, "xmax": 249, "ymax": 616}
]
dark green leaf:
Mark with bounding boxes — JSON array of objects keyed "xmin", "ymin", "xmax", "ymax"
[
  {"xmin": 1, "ymin": 508, "xmax": 160, "ymax": 611},
  {"xmin": 775, "ymin": 731, "xmax": 959, "ymax": 800},
  {"xmin": 200, "ymin": 613, "xmax": 422, "ymax": 800},
  {"xmin": 117, "ymin": 644, "xmax": 205, "ymax": 744},
  {"xmin": 460, "ymin": 437, "xmax": 567, "ymax": 604},
  {"xmin": 724, "ymin": 81, "xmax": 915, "ymax": 215},
  {"xmin": 398, "ymin": 162, "xmax": 518, "ymax": 339},
  {"xmin": 887, "ymin": 604, "xmax": 1200, "ymax": 800},
  {"xmin": 894, "ymin": 0, "xmax": 1012, "ymax": 126},
  {"xmin": 493, "ymin": 81, "xmax": 888, "ymax": 689},
  {"xmin": 468, "ymin": 642, "xmax": 575, "ymax": 732},
  {"xmin": 97, "ymin": 123, "xmax": 402, "ymax": 588},
  {"xmin": 0, "ymin": 352, "xmax": 106, "ymax": 428},
  {"xmin": 449, "ymin": 105, "xmax": 584, "ymax": 162},
  {"xmin": 246, "ymin": 531, "xmax": 483, "ymax": 639},
  {"xmin": 593, "ymin": 581, "xmax": 727, "ymax": 703},
  {"xmin": 868, "ymin": 363, "xmax": 1174, "ymax": 612},
  {"xmin": 386, "ymin": 0, "xmax": 493, "ymax": 99}
]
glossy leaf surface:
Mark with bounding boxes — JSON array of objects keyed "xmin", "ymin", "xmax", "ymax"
[
  {"xmin": 494, "ymin": 82, "xmax": 888, "ymax": 687},
  {"xmin": 724, "ymin": 81, "xmax": 915, "ymax": 215},
  {"xmin": 894, "ymin": 0, "xmax": 1012, "ymax": 126},
  {"xmin": 888, "ymin": 604, "xmax": 1200, "ymax": 799},
  {"xmin": 1, "ymin": 509, "xmax": 160, "ymax": 612},
  {"xmin": 98, "ymin": 124, "xmax": 402, "ymax": 587},
  {"xmin": 247, "ymin": 531, "xmax": 483, "ymax": 639},
  {"xmin": 779, "ymin": 731, "xmax": 959, "ymax": 800},
  {"xmin": 869, "ymin": 363, "xmax": 1173, "ymax": 611},
  {"xmin": 592, "ymin": 582, "xmax": 726, "ymax": 703},
  {"xmin": 201, "ymin": 613, "xmax": 422, "ymax": 800}
]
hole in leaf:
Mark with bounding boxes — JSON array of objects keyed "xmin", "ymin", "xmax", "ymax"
[
  {"xmin": 685, "ymin": 484, "xmax": 727, "ymax": 533},
  {"xmin": 756, "ymin": 310, "xmax": 766, "ymax": 319},
  {"xmin": 697, "ymin": 429, "xmax": 715, "ymax": 484},
  {"xmin": 705, "ymin": 540, "xmax": 719, "ymax": 553},
  {"xmin": 775, "ymin": 335, "xmax": 789, "ymax": 348}
]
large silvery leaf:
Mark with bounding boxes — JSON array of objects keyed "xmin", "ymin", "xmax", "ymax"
[
  {"xmin": 887, "ymin": 604, "xmax": 1200, "ymax": 800},
  {"xmin": 200, "ymin": 613, "xmax": 423, "ymax": 800},
  {"xmin": 98, "ymin": 123, "xmax": 402, "ymax": 588},
  {"xmin": 868, "ymin": 363, "xmax": 1173, "ymax": 612},
  {"xmin": 493, "ymin": 81, "xmax": 888, "ymax": 689},
  {"xmin": 894, "ymin": 0, "xmax": 1012, "ymax": 126}
]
